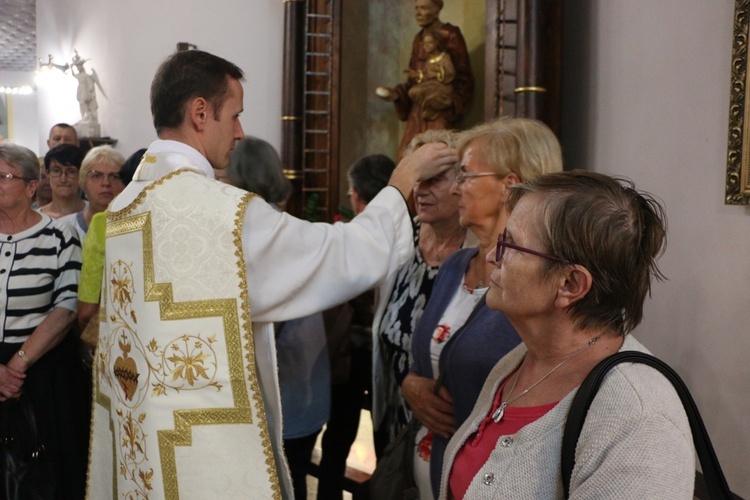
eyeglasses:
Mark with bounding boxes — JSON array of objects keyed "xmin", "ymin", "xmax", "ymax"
[
  {"xmin": 87, "ymin": 169, "xmax": 122, "ymax": 184},
  {"xmin": 0, "ymin": 171, "xmax": 30, "ymax": 183},
  {"xmin": 47, "ymin": 167, "xmax": 80, "ymax": 179},
  {"xmin": 496, "ymin": 229, "xmax": 569, "ymax": 264},
  {"xmin": 454, "ymin": 171, "xmax": 501, "ymax": 186}
]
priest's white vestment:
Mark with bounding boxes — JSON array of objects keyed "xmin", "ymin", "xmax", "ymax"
[{"xmin": 87, "ymin": 140, "xmax": 413, "ymax": 499}]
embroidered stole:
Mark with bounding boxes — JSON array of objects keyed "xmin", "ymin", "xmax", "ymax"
[{"xmin": 87, "ymin": 167, "xmax": 279, "ymax": 499}]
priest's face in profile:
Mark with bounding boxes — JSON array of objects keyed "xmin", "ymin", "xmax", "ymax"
[
  {"xmin": 202, "ymin": 77, "xmax": 245, "ymax": 170},
  {"xmin": 415, "ymin": 0, "xmax": 441, "ymax": 28}
]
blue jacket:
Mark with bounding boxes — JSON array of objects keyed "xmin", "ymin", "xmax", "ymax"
[{"xmin": 409, "ymin": 247, "xmax": 521, "ymax": 494}]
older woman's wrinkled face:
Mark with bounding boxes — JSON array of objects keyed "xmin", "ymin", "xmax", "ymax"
[
  {"xmin": 486, "ymin": 194, "xmax": 558, "ymax": 320},
  {"xmin": 0, "ymin": 159, "xmax": 37, "ymax": 210},
  {"xmin": 452, "ymin": 144, "xmax": 505, "ymax": 229},
  {"xmin": 413, "ymin": 167, "xmax": 459, "ymax": 225}
]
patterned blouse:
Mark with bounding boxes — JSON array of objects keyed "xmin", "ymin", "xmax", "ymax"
[{"xmin": 378, "ymin": 221, "xmax": 440, "ymax": 436}]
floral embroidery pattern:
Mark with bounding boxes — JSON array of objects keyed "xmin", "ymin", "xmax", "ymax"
[
  {"xmin": 116, "ymin": 408, "xmax": 152, "ymax": 499},
  {"xmin": 103, "ymin": 259, "xmax": 223, "ymax": 405},
  {"xmin": 147, "ymin": 334, "xmax": 222, "ymax": 396}
]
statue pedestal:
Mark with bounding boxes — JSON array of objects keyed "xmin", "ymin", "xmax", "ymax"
[
  {"xmin": 79, "ymin": 137, "xmax": 118, "ymax": 155},
  {"xmin": 75, "ymin": 121, "xmax": 101, "ymax": 138}
]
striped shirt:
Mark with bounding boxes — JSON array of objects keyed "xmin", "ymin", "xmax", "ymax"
[{"xmin": 0, "ymin": 214, "xmax": 81, "ymax": 343}]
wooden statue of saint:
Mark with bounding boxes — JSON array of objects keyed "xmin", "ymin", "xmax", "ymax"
[{"xmin": 377, "ymin": 0, "xmax": 474, "ymax": 158}]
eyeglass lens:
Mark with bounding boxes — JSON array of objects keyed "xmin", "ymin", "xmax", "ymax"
[
  {"xmin": 88, "ymin": 170, "xmax": 122, "ymax": 183},
  {"xmin": 49, "ymin": 167, "xmax": 79, "ymax": 178}
]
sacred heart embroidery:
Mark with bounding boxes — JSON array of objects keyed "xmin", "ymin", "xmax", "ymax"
[{"xmin": 114, "ymin": 340, "xmax": 140, "ymax": 401}]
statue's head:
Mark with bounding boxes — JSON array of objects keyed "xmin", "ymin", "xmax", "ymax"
[
  {"xmin": 71, "ymin": 50, "xmax": 87, "ymax": 68},
  {"xmin": 422, "ymin": 30, "xmax": 444, "ymax": 54},
  {"xmin": 415, "ymin": 0, "xmax": 443, "ymax": 28}
]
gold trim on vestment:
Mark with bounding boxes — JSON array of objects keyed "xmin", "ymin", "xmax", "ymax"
[{"xmin": 108, "ymin": 169, "xmax": 184, "ymax": 223}]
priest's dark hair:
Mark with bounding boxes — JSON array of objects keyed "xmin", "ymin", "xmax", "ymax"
[{"xmin": 150, "ymin": 50, "xmax": 244, "ymax": 134}]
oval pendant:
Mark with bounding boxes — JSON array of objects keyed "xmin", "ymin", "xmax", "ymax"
[{"xmin": 492, "ymin": 403, "xmax": 507, "ymax": 423}]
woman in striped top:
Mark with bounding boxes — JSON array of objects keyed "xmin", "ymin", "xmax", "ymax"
[{"xmin": 0, "ymin": 141, "xmax": 86, "ymax": 498}]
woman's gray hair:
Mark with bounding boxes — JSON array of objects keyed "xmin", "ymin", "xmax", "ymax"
[
  {"xmin": 507, "ymin": 170, "xmax": 667, "ymax": 335},
  {"xmin": 403, "ymin": 129, "xmax": 458, "ymax": 157},
  {"xmin": 227, "ymin": 136, "xmax": 291, "ymax": 204},
  {"xmin": 0, "ymin": 140, "xmax": 41, "ymax": 181}
]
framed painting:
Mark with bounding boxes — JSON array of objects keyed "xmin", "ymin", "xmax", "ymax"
[{"xmin": 727, "ymin": 0, "xmax": 750, "ymax": 204}]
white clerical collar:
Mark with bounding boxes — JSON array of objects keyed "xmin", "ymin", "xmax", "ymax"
[{"xmin": 144, "ymin": 139, "xmax": 215, "ymax": 179}]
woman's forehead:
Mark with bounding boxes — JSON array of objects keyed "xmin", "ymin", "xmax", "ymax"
[{"xmin": 507, "ymin": 195, "xmax": 543, "ymax": 234}]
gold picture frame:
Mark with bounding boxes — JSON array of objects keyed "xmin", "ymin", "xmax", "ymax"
[{"xmin": 727, "ymin": 0, "xmax": 750, "ymax": 204}]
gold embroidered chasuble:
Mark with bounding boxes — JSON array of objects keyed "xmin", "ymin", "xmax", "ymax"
[{"xmin": 87, "ymin": 161, "xmax": 279, "ymax": 499}]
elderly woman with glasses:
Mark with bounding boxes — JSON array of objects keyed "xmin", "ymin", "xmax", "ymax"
[
  {"xmin": 401, "ymin": 117, "xmax": 563, "ymax": 498},
  {"xmin": 440, "ymin": 171, "xmax": 695, "ymax": 499},
  {"xmin": 0, "ymin": 141, "xmax": 87, "ymax": 497},
  {"xmin": 58, "ymin": 145, "xmax": 125, "ymax": 242}
]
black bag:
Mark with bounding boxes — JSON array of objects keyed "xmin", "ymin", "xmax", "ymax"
[
  {"xmin": 561, "ymin": 351, "xmax": 732, "ymax": 500},
  {"xmin": 0, "ymin": 396, "xmax": 57, "ymax": 500},
  {"xmin": 369, "ymin": 421, "xmax": 419, "ymax": 500}
]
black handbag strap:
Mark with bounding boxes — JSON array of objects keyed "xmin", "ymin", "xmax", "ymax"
[{"xmin": 561, "ymin": 351, "xmax": 731, "ymax": 499}]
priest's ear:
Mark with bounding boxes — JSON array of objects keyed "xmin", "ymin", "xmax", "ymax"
[{"xmin": 187, "ymin": 97, "xmax": 210, "ymax": 130}]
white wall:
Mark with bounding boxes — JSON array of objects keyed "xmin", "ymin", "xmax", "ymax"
[
  {"xmin": 36, "ymin": 0, "xmax": 284, "ymax": 157},
  {"xmin": 563, "ymin": 1, "xmax": 750, "ymax": 497}
]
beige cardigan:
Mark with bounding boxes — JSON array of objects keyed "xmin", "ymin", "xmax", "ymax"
[{"xmin": 439, "ymin": 335, "xmax": 695, "ymax": 499}]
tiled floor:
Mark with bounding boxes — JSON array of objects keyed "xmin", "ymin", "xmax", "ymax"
[{"xmin": 307, "ymin": 410, "xmax": 376, "ymax": 499}]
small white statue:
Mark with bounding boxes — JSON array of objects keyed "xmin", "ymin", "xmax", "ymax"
[{"xmin": 70, "ymin": 50, "xmax": 107, "ymax": 137}]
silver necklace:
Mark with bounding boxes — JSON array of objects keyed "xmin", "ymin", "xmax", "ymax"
[{"xmin": 491, "ymin": 335, "xmax": 602, "ymax": 423}]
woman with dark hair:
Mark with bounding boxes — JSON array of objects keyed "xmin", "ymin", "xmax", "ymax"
[
  {"xmin": 39, "ymin": 143, "xmax": 86, "ymax": 218},
  {"xmin": 227, "ymin": 136, "xmax": 291, "ymax": 204},
  {"xmin": 0, "ymin": 141, "xmax": 86, "ymax": 497},
  {"xmin": 440, "ymin": 171, "xmax": 694, "ymax": 498}
]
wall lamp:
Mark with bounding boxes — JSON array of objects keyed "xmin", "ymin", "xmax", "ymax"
[{"xmin": 0, "ymin": 86, "xmax": 34, "ymax": 95}]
